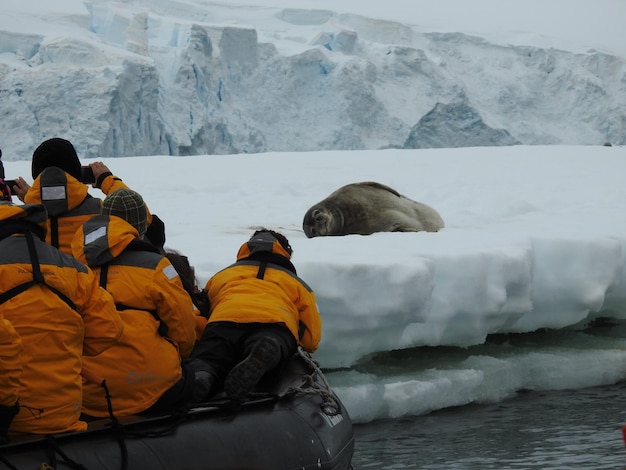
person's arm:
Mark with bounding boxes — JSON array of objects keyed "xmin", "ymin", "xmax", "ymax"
[
  {"xmin": 90, "ymin": 161, "xmax": 155, "ymax": 227},
  {"xmin": 11, "ymin": 177, "xmax": 30, "ymax": 202},
  {"xmin": 89, "ymin": 162, "xmax": 129, "ymax": 194},
  {"xmin": 296, "ymin": 288, "xmax": 322, "ymax": 353},
  {"xmin": 153, "ymin": 258, "xmax": 200, "ymax": 359}
]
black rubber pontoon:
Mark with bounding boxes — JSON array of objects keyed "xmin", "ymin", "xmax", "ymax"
[{"xmin": 0, "ymin": 350, "xmax": 354, "ymax": 470}]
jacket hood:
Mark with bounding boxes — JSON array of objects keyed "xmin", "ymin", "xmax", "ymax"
[
  {"xmin": 0, "ymin": 202, "xmax": 48, "ymax": 240},
  {"xmin": 26, "ymin": 167, "xmax": 89, "ymax": 215},
  {"xmin": 0, "ymin": 201, "xmax": 47, "ymax": 227},
  {"xmin": 236, "ymin": 231, "xmax": 292, "ymax": 261},
  {"xmin": 72, "ymin": 215, "xmax": 139, "ymax": 267}
]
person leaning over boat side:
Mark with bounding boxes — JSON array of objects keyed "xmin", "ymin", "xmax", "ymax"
[
  {"xmin": 163, "ymin": 248, "xmax": 211, "ymax": 338},
  {"xmin": 0, "ymin": 201, "xmax": 124, "ymax": 435},
  {"xmin": 187, "ymin": 229, "xmax": 322, "ymax": 401},
  {"xmin": 71, "ymin": 189, "xmax": 200, "ymax": 417},
  {"xmin": 10, "ymin": 137, "xmax": 165, "ymax": 255}
]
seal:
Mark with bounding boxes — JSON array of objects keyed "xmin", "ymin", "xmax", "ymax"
[{"xmin": 302, "ymin": 181, "xmax": 445, "ymax": 238}]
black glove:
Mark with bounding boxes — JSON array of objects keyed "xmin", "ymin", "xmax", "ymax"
[
  {"xmin": 0, "ymin": 402, "xmax": 19, "ymax": 445},
  {"xmin": 193, "ymin": 289, "xmax": 211, "ymax": 319}
]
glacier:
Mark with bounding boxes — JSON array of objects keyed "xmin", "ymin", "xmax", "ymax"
[{"xmin": 0, "ymin": 0, "xmax": 625, "ymax": 161}]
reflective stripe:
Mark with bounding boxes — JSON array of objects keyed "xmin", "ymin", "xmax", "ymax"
[
  {"xmin": 85, "ymin": 225, "xmax": 107, "ymax": 245},
  {"xmin": 39, "ymin": 167, "xmax": 70, "ymax": 216},
  {"xmin": 163, "ymin": 264, "xmax": 178, "ymax": 280},
  {"xmin": 41, "ymin": 186, "xmax": 66, "ymax": 201},
  {"xmin": 83, "ymin": 216, "xmax": 115, "ymax": 268}
]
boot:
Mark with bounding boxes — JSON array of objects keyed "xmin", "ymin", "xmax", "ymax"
[
  {"xmin": 192, "ymin": 370, "xmax": 215, "ymax": 404},
  {"xmin": 186, "ymin": 359, "xmax": 217, "ymax": 404},
  {"xmin": 224, "ymin": 336, "xmax": 281, "ymax": 399},
  {"xmin": 0, "ymin": 402, "xmax": 19, "ymax": 445}
]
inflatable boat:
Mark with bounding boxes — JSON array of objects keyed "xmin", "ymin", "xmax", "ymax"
[{"xmin": 0, "ymin": 349, "xmax": 354, "ymax": 470}]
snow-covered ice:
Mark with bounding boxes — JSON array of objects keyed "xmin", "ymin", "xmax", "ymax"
[
  {"xmin": 2, "ymin": 0, "xmax": 626, "ymax": 423},
  {"xmin": 5, "ymin": 144, "xmax": 626, "ymax": 422}
]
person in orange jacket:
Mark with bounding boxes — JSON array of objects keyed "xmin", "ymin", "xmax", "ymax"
[
  {"xmin": 0, "ymin": 201, "xmax": 124, "ymax": 435},
  {"xmin": 72, "ymin": 189, "xmax": 200, "ymax": 417},
  {"xmin": 187, "ymin": 229, "xmax": 322, "ymax": 401},
  {"xmin": 0, "ymin": 312, "xmax": 22, "ymax": 444},
  {"xmin": 10, "ymin": 137, "xmax": 165, "ymax": 255},
  {"xmin": 0, "ymin": 159, "xmax": 24, "ymax": 443},
  {"xmin": 163, "ymin": 248, "xmax": 211, "ymax": 339},
  {"xmin": 0, "ymin": 148, "xmax": 15, "ymax": 203}
]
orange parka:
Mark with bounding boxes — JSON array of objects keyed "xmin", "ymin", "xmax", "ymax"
[
  {"xmin": 206, "ymin": 234, "xmax": 322, "ymax": 352},
  {"xmin": 23, "ymin": 166, "xmax": 136, "ymax": 256},
  {"xmin": 0, "ymin": 203, "xmax": 124, "ymax": 435},
  {"xmin": 72, "ymin": 215, "xmax": 198, "ymax": 417},
  {"xmin": 0, "ymin": 313, "xmax": 22, "ymax": 408},
  {"xmin": 0, "ymin": 177, "xmax": 21, "ymax": 407}
]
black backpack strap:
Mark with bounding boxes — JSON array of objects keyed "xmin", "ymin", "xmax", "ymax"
[
  {"xmin": 256, "ymin": 261, "xmax": 267, "ymax": 280},
  {"xmin": 49, "ymin": 216, "xmax": 60, "ymax": 248},
  {"xmin": 24, "ymin": 230, "xmax": 46, "ymax": 284},
  {"xmin": 24, "ymin": 231, "xmax": 76, "ymax": 311},
  {"xmin": 0, "ymin": 279, "xmax": 37, "ymax": 306},
  {"xmin": 0, "ymin": 232, "xmax": 76, "ymax": 311},
  {"xmin": 115, "ymin": 303, "xmax": 168, "ymax": 337},
  {"xmin": 99, "ymin": 264, "xmax": 109, "ymax": 289},
  {"xmin": 97, "ymin": 259, "xmax": 168, "ymax": 337}
]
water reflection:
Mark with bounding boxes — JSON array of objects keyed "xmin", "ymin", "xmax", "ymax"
[{"xmin": 352, "ymin": 384, "xmax": 626, "ymax": 469}]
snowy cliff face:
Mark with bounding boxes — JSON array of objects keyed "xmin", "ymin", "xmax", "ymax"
[{"xmin": 0, "ymin": 2, "xmax": 624, "ymax": 160}]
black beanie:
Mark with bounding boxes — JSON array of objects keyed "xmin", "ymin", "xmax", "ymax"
[{"xmin": 31, "ymin": 138, "xmax": 82, "ymax": 181}]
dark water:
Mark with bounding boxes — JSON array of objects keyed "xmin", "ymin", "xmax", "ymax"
[{"xmin": 351, "ymin": 382, "xmax": 626, "ymax": 469}]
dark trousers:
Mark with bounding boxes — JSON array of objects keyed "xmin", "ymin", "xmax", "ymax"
[
  {"xmin": 188, "ymin": 322, "xmax": 297, "ymax": 385},
  {"xmin": 143, "ymin": 362, "xmax": 196, "ymax": 414}
]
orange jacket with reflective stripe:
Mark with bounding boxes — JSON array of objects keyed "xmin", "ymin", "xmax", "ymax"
[
  {"xmin": 206, "ymin": 235, "xmax": 322, "ymax": 352},
  {"xmin": 0, "ymin": 204, "xmax": 124, "ymax": 435},
  {"xmin": 24, "ymin": 167, "xmax": 133, "ymax": 256},
  {"xmin": 72, "ymin": 215, "xmax": 198, "ymax": 417},
  {"xmin": 0, "ymin": 314, "xmax": 22, "ymax": 408}
]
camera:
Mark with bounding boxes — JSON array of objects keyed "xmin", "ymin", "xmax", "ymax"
[
  {"xmin": 4, "ymin": 179, "xmax": 18, "ymax": 194},
  {"xmin": 81, "ymin": 166, "xmax": 95, "ymax": 184}
]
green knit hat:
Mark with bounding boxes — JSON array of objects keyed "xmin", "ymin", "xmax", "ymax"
[{"xmin": 101, "ymin": 188, "xmax": 148, "ymax": 236}]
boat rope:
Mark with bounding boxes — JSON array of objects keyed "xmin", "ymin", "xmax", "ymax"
[
  {"xmin": 100, "ymin": 379, "xmax": 129, "ymax": 470},
  {"xmin": 285, "ymin": 347, "xmax": 342, "ymax": 416},
  {"xmin": 44, "ymin": 435, "xmax": 88, "ymax": 470}
]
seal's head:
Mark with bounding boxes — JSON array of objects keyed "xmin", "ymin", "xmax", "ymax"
[{"xmin": 302, "ymin": 206, "xmax": 341, "ymax": 238}]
